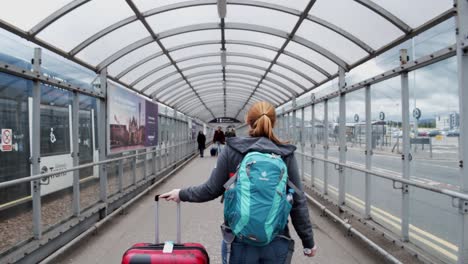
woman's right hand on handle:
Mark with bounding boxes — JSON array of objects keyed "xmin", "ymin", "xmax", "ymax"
[
  {"xmin": 160, "ymin": 189, "xmax": 181, "ymax": 202},
  {"xmin": 304, "ymin": 245, "xmax": 317, "ymax": 257}
]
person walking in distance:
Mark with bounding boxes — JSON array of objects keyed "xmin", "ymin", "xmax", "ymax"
[
  {"xmin": 161, "ymin": 101, "xmax": 316, "ymax": 263},
  {"xmin": 197, "ymin": 131, "xmax": 206, "ymax": 158},
  {"xmin": 213, "ymin": 126, "xmax": 225, "ymax": 155}
]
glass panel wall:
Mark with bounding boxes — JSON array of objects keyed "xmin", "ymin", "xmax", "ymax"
[{"xmin": 370, "ymin": 76, "xmax": 402, "ymax": 235}]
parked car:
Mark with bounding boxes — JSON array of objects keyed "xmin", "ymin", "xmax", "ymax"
[
  {"xmin": 428, "ymin": 130, "xmax": 441, "ymax": 137},
  {"xmin": 417, "ymin": 131, "xmax": 428, "ymax": 137},
  {"xmin": 446, "ymin": 129, "xmax": 460, "ymax": 137}
]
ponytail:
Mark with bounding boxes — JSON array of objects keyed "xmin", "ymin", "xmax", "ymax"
[{"xmin": 246, "ymin": 101, "xmax": 286, "ymax": 144}]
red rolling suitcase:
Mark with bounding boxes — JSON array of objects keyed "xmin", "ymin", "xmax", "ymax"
[{"xmin": 121, "ymin": 195, "xmax": 209, "ymax": 264}]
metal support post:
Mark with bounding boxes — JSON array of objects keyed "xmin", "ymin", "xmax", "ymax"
[
  {"xmin": 31, "ymin": 48, "xmax": 42, "ymax": 239},
  {"xmin": 365, "ymin": 85, "xmax": 372, "ymax": 219},
  {"xmin": 338, "ymin": 67, "xmax": 347, "ymax": 206},
  {"xmin": 143, "ymin": 148, "xmax": 148, "ymax": 180},
  {"xmin": 311, "ymin": 94, "xmax": 316, "ymax": 188},
  {"xmin": 457, "ymin": 0, "xmax": 468, "ymax": 262},
  {"xmin": 98, "ymin": 69, "xmax": 108, "ymax": 203},
  {"xmin": 153, "ymin": 146, "xmax": 157, "ymax": 176},
  {"xmin": 324, "ymin": 99, "xmax": 329, "ymax": 195},
  {"xmin": 292, "ymin": 97, "xmax": 297, "ymax": 145},
  {"xmin": 401, "ymin": 68, "xmax": 411, "ymax": 242},
  {"xmin": 72, "ymin": 92, "xmax": 80, "ymax": 216},
  {"xmin": 300, "ymin": 107, "xmax": 305, "ymax": 181},
  {"xmin": 132, "ymin": 150, "xmax": 137, "ymax": 185},
  {"xmin": 118, "ymin": 158, "xmax": 123, "ymax": 192}
]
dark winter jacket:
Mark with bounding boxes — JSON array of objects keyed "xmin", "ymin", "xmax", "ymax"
[
  {"xmin": 213, "ymin": 130, "xmax": 226, "ymax": 144},
  {"xmin": 197, "ymin": 134, "xmax": 206, "ymax": 149},
  {"xmin": 179, "ymin": 136, "xmax": 315, "ymax": 249}
]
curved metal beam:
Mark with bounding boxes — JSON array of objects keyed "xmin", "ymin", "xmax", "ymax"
[
  {"xmin": 177, "ymin": 52, "xmax": 317, "ymax": 85},
  {"xmin": 97, "ymin": 36, "xmax": 153, "ymax": 70},
  {"xmin": 180, "ymin": 61, "xmax": 309, "ymax": 91},
  {"xmin": 94, "ymin": 22, "xmax": 348, "ymax": 76},
  {"xmin": 182, "ymin": 100, "xmax": 256, "ymax": 116},
  {"xmin": 179, "ymin": 95, "xmax": 264, "ymax": 113},
  {"xmin": 169, "ymin": 84, "xmax": 281, "ymax": 106},
  {"xmin": 354, "ymin": 0, "xmax": 411, "ymax": 34},
  {"xmin": 162, "ymin": 81, "xmax": 287, "ymax": 103},
  {"xmin": 130, "ymin": 62, "xmax": 172, "ymax": 87},
  {"xmin": 30, "ymin": 0, "xmax": 92, "ymax": 36},
  {"xmin": 69, "ymin": 0, "xmax": 372, "ymax": 61},
  {"xmin": 116, "ymin": 40, "xmax": 330, "ymax": 81},
  {"xmin": 180, "ymin": 97, "xmax": 255, "ymax": 113},
  {"xmin": 157, "ymin": 23, "xmax": 348, "ymax": 69},
  {"xmin": 150, "ymin": 69, "xmax": 298, "ymax": 98}
]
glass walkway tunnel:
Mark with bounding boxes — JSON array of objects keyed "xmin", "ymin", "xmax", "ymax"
[{"xmin": 0, "ymin": 0, "xmax": 467, "ymax": 263}]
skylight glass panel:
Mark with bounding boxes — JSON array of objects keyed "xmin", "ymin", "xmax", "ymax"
[
  {"xmin": 38, "ymin": 0, "xmax": 134, "ymax": 52},
  {"xmin": 227, "ymin": 56, "xmax": 270, "ymax": 68},
  {"xmin": 267, "ymin": 75, "xmax": 303, "ymax": 94},
  {"xmin": 271, "ymin": 65, "xmax": 313, "ymax": 88},
  {"xmin": 226, "ymin": 65, "xmax": 265, "ymax": 76},
  {"xmin": 285, "ymin": 42, "xmax": 337, "ymax": 74},
  {"xmin": 120, "ymin": 55, "xmax": 171, "ymax": 84},
  {"xmin": 177, "ymin": 56, "xmax": 220, "ymax": 68},
  {"xmin": 145, "ymin": 73, "xmax": 182, "ymax": 95},
  {"xmin": 277, "ymin": 54, "xmax": 327, "ymax": 82},
  {"xmin": 133, "ymin": 0, "xmax": 190, "ymax": 12},
  {"xmin": 225, "ymin": 5, "xmax": 297, "ymax": 33},
  {"xmin": 310, "ymin": 0, "xmax": 403, "ymax": 49},
  {"xmin": 226, "ymin": 44, "xmax": 277, "ymax": 60},
  {"xmin": 183, "ymin": 65, "xmax": 222, "ymax": 76},
  {"xmin": 134, "ymin": 65, "xmax": 177, "ymax": 90},
  {"xmin": 170, "ymin": 44, "xmax": 220, "ymax": 60},
  {"xmin": 225, "ymin": 30, "xmax": 285, "ymax": 49},
  {"xmin": 296, "ymin": 20, "xmax": 368, "ymax": 64},
  {"xmin": 108, "ymin": 43, "xmax": 161, "ymax": 76},
  {"xmin": 76, "ymin": 22, "xmax": 150, "ymax": 66},
  {"xmin": 162, "ymin": 30, "xmax": 220, "ymax": 49},
  {"xmin": 147, "ymin": 6, "xmax": 218, "ymax": 34},
  {"xmin": 266, "ymin": 0, "xmax": 310, "ymax": 11},
  {"xmin": 0, "ymin": 0, "xmax": 71, "ymax": 31},
  {"xmin": 262, "ymin": 79, "xmax": 293, "ymax": 97},
  {"xmin": 372, "ymin": 0, "xmax": 453, "ymax": 28}
]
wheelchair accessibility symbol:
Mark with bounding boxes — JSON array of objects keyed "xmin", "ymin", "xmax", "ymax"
[{"xmin": 50, "ymin": 128, "xmax": 57, "ymax": 144}]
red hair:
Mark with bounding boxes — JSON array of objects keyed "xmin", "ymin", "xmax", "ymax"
[{"xmin": 246, "ymin": 101, "xmax": 285, "ymax": 144}]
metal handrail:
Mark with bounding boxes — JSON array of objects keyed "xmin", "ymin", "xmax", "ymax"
[
  {"xmin": 296, "ymin": 151, "xmax": 468, "ymax": 201},
  {"xmin": 0, "ymin": 141, "xmax": 192, "ymax": 190}
]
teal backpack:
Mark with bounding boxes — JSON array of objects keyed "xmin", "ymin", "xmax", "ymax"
[{"xmin": 223, "ymin": 151, "xmax": 296, "ymax": 246}]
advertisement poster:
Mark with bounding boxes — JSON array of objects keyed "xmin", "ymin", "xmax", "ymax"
[{"xmin": 108, "ymin": 84, "xmax": 158, "ymax": 154}]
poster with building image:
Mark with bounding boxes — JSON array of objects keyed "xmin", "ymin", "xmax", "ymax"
[{"xmin": 107, "ymin": 83, "xmax": 158, "ymax": 154}]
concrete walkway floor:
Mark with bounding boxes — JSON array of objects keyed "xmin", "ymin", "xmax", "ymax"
[{"xmin": 54, "ymin": 155, "xmax": 383, "ymax": 264}]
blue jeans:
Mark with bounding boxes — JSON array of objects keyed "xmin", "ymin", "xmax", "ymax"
[
  {"xmin": 215, "ymin": 141, "xmax": 223, "ymax": 155},
  {"xmin": 222, "ymin": 237, "xmax": 293, "ymax": 264}
]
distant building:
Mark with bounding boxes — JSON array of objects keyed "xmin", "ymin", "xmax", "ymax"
[{"xmin": 436, "ymin": 112, "xmax": 459, "ymax": 130}]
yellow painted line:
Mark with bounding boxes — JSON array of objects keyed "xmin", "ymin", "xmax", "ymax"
[
  {"xmin": 0, "ymin": 195, "xmax": 32, "ymax": 210},
  {"xmin": 312, "ymin": 178, "xmax": 458, "ymax": 253}
]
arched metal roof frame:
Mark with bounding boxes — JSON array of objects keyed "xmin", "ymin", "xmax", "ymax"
[
  {"xmin": 0, "ymin": 0, "xmax": 455, "ymax": 122},
  {"xmin": 170, "ymin": 84, "xmax": 282, "ymax": 107},
  {"xmin": 139, "ymin": 61, "xmax": 308, "ymax": 94},
  {"xmin": 96, "ymin": 22, "xmax": 349, "ymax": 72},
  {"xmin": 64, "ymin": 0, "xmax": 376, "ymax": 58},
  {"xmin": 149, "ymin": 69, "xmax": 299, "ymax": 98},
  {"xmin": 187, "ymin": 101, "xmax": 252, "ymax": 117},
  {"xmin": 129, "ymin": 51, "xmax": 318, "ymax": 88},
  {"xmin": 160, "ymin": 74, "xmax": 291, "ymax": 100},
  {"xmin": 163, "ymin": 82, "xmax": 286, "ymax": 104},
  {"xmin": 116, "ymin": 40, "xmax": 331, "ymax": 81},
  {"xmin": 180, "ymin": 97, "xmax": 256, "ymax": 114}
]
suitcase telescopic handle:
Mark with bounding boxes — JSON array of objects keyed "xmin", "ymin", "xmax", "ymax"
[{"xmin": 154, "ymin": 195, "xmax": 181, "ymax": 244}]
